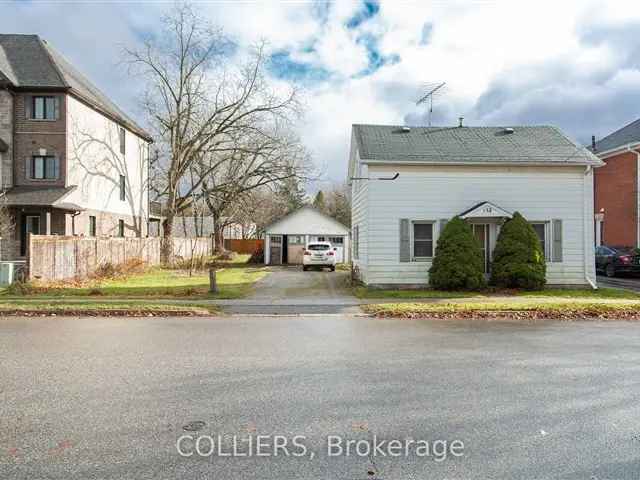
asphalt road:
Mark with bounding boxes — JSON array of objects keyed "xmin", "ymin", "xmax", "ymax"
[{"xmin": 2, "ymin": 315, "xmax": 640, "ymax": 479}]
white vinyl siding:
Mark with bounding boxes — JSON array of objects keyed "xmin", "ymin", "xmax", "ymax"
[
  {"xmin": 360, "ymin": 164, "xmax": 594, "ymax": 287},
  {"xmin": 350, "ymin": 159, "xmax": 369, "ymax": 281}
]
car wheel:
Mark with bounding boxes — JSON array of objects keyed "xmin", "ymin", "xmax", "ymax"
[
  {"xmin": 302, "ymin": 266, "xmax": 308, "ymax": 271},
  {"xmin": 330, "ymin": 266, "xmax": 336, "ymax": 272},
  {"xmin": 605, "ymin": 263, "xmax": 616, "ymax": 278}
]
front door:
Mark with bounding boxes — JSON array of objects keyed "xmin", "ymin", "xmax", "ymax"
[
  {"xmin": 472, "ymin": 224, "xmax": 490, "ymax": 274},
  {"xmin": 269, "ymin": 235, "xmax": 282, "ymax": 265},
  {"xmin": 20, "ymin": 214, "xmax": 41, "ymax": 256}
]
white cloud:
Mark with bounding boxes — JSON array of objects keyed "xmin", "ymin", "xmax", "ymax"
[{"xmin": 3, "ymin": 0, "xmax": 640, "ymax": 186}]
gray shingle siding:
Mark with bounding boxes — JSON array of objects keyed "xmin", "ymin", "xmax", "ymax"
[{"xmin": 353, "ymin": 124, "xmax": 602, "ymax": 166}]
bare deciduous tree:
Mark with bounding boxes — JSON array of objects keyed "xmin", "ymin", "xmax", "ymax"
[{"xmin": 124, "ymin": 2, "xmax": 306, "ymax": 262}]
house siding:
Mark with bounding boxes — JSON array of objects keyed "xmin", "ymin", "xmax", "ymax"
[
  {"xmin": 594, "ymin": 150, "xmax": 638, "ymax": 247},
  {"xmin": 361, "ymin": 164, "xmax": 595, "ymax": 287},
  {"xmin": 351, "ymin": 157, "xmax": 369, "ymax": 283},
  {"xmin": 64, "ymin": 94, "xmax": 149, "ymax": 236}
]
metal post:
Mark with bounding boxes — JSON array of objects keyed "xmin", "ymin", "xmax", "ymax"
[{"xmin": 209, "ymin": 268, "xmax": 218, "ymax": 293}]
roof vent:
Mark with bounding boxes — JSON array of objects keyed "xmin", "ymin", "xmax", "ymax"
[
  {"xmin": 401, "ymin": 126, "xmax": 411, "ymax": 132},
  {"xmin": 503, "ymin": 127, "xmax": 515, "ymax": 134}
]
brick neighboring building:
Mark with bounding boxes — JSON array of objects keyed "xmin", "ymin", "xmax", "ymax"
[
  {"xmin": 0, "ymin": 34, "xmax": 154, "ymax": 260},
  {"xmin": 592, "ymin": 118, "xmax": 640, "ymax": 248}
]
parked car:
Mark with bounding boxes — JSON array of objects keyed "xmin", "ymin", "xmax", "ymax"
[
  {"xmin": 302, "ymin": 242, "xmax": 337, "ymax": 271},
  {"xmin": 595, "ymin": 245, "xmax": 640, "ymax": 277}
]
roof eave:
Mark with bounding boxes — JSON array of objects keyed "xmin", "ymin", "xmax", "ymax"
[
  {"xmin": 68, "ymin": 90, "xmax": 153, "ymax": 143},
  {"xmin": 360, "ymin": 158, "xmax": 604, "ymax": 167},
  {"xmin": 595, "ymin": 142, "xmax": 640, "ymax": 159}
]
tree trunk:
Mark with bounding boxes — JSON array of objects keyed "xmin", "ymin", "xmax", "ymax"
[
  {"xmin": 212, "ymin": 211, "xmax": 225, "ymax": 253},
  {"xmin": 214, "ymin": 225, "xmax": 225, "ymax": 253},
  {"xmin": 161, "ymin": 212, "xmax": 175, "ymax": 265}
]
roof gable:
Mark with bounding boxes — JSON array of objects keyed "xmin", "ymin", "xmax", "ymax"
[
  {"xmin": 459, "ymin": 201, "xmax": 512, "ymax": 219},
  {"xmin": 0, "ymin": 34, "xmax": 151, "ymax": 141},
  {"xmin": 594, "ymin": 118, "xmax": 640, "ymax": 154},
  {"xmin": 266, "ymin": 206, "xmax": 349, "ymax": 235},
  {"xmin": 352, "ymin": 124, "xmax": 602, "ymax": 167}
]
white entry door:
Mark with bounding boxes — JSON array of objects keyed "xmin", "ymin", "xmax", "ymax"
[{"xmin": 472, "ymin": 224, "xmax": 491, "ymax": 274}]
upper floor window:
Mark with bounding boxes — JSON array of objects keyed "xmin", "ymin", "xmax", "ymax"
[
  {"xmin": 31, "ymin": 96, "xmax": 59, "ymax": 120},
  {"xmin": 119, "ymin": 127, "xmax": 126, "ymax": 155},
  {"xmin": 30, "ymin": 155, "xmax": 59, "ymax": 180},
  {"xmin": 119, "ymin": 175, "xmax": 126, "ymax": 201}
]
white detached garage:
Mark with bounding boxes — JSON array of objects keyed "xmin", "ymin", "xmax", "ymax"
[{"xmin": 265, "ymin": 207, "xmax": 350, "ymax": 265}]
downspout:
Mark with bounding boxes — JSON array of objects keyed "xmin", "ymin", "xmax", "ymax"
[{"xmin": 584, "ymin": 165, "xmax": 597, "ymax": 289}]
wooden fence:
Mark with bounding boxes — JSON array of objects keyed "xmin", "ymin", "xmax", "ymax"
[
  {"xmin": 224, "ymin": 238, "xmax": 263, "ymax": 254},
  {"xmin": 27, "ymin": 235, "xmax": 213, "ymax": 282}
]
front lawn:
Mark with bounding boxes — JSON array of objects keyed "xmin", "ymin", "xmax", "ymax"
[
  {"xmin": 363, "ymin": 298, "xmax": 640, "ymax": 320},
  {"xmin": 0, "ymin": 299, "xmax": 216, "ymax": 317},
  {"xmin": 2, "ymin": 266, "xmax": 268, "ymax": 299},
  {"xmin": 354, "ymin": 286, "xmax": 640, "ymax": 300}
]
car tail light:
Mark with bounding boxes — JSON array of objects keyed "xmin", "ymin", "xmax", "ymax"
[
  {"xmin": 304, "ymin": 250, "xmax": 311, "ymax": 256},
  {"xmin": 620, "ymin": 255, "xmax": 631, "ymax": 264},
  {"xmin": 328, "ymin": 251, "xmax": 334, "ymax": 256}
]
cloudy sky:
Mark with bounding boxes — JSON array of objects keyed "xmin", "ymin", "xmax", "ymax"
[{"xmin": 2, "ymin": 0, "xmax": 639, "ymax": 188}]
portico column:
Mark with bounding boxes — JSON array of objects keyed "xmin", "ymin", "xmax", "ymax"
[{"xmin": 45, "ymin": 210, "xmax": 51, "ymax": 235}]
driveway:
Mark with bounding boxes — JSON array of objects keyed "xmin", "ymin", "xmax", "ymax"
[
  {"xmin": 224, "ymin": 266, "xmax": 360, "ymax": 314},
  {"xmin": 598, "ymin": 274, "xmax": 640, "ymax": 293},
  {"xmin": 2, "ymin": 315, "xmax": 640, "ymax": 479}
]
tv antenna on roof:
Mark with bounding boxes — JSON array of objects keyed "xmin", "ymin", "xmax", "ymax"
[{"xmin": 416, "ymin": 82, "xmax": 446, "ymax": 127}]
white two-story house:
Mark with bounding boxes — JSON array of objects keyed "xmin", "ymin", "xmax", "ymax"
[
  {"xmin": 348, "ymin": 124, "xmax": 603, "ymax": 288},
  {"xmin": 0, "ymin": 34, "xmax": 152, "ymax": 259}
]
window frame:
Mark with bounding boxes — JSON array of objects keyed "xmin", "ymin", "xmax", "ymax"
[
  {"xmin": 118, "ymin": 219, "xmax": 125, "ymax": 237},
  {"xmin": 31, "ymin": 155, "xmax": 58, "ymax": 180},
  {"xmin": 530, "ymin": 221, "xmax": 551, "ymax": 261},
  {"xmin": 411, "ymin": 220, "xmax": 435, "ymax": 261},
  {"xmin": 31, "ymin": 95, "xmax": 57, "ymax": 120},
  {"xmin": 119, "ymin": 175, "xmax": 126, "ymax": 201},
  {"xmin": 119, "ymin": 127, "xmax": 126, "ymax": 155},
  {"xmin": 89, "ymin": 216, "xmax": 97, "ymax": 237}
]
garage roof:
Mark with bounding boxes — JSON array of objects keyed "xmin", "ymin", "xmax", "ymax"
[{"xmin": 265, "ymin": 206, "xmax": 349, "ymax": 235}]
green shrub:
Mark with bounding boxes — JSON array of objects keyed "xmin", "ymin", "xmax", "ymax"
[
  {"xmin": 428, "ymin": 216, "xmax": 486, "ymax": 290},
  {"xmin": 490, "ymin": 212, "xmax": 546, "ymax": 290}
]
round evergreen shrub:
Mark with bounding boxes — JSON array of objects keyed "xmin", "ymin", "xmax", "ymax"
[
  {"xmin": 428, "ymin": 216, "xmax": 486, "ymax": 290},
  {"xmin": 490, "ymin": 212, "xmax": 546, "ymax": 290}
]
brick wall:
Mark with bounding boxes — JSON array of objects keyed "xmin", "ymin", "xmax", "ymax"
[
  {"xmin": 13, "ymin": 92, "xmax": 66, "ymax": 187},
  {"xmin": 0, "ymin": 89, "xmax": 12, "ymax": 188},
  {"xmin": 594, "ymin": 150, "xmax": 638, "ymax": 246}
]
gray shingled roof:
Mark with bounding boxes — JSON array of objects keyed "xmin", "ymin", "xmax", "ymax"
[
  {"xmin": 594, "ymin": 118, "xmax": 640, "ymax": 154},
  {"xmin": 3, "ymin": 186, "xmax": 82, "ymax": 211},
  {"xmin": 353, "ymin": 124, "xmax": 603, "ymax": 166},
  {"xmin": 0, "ymin": 34, "xmax": 151, "ymax": 141}
]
